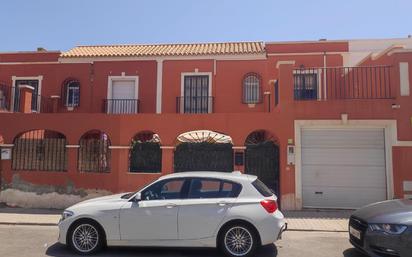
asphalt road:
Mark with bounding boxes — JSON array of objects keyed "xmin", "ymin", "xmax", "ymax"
[{"xmin": 0, "ymin": 224, "xmax": 367, "ymax": 257}]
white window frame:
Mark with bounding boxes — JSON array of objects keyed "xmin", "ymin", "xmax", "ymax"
[
  {"xmin": 180, "ymin": 72, "xmax": 212, "ymax": 113},
  {"xmin": 65, "ymin": 80, "xmax": 80, "ymax": 107},
  {"xmin": 293, "ymin": 70, "xmax": 322, "ymax": 100},
  {"xmin": 11, "ymin": 75, "xmax": 43, "ymax": 113},
  {"xmin": 107, "ymin": 75, "xmax": 139, "ymax": 114}
]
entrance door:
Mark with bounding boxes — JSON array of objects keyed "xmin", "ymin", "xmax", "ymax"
[
  {"xmin": 13, "ymin": 80, "xmax": 39, "ymax": 112},
  {"xmin": 301, "ymin": 128, "xmax": 387, "ymax": 209},
  {"xmin": 174, "ymin": 142, "xmax": 233, "ymax": 172},
  {"xmin": 183, "ymin": 75, "xmax": 210, "ymax": 113},
  {"xmin": 109, "ymin": 79, "xmax": 137, "ymax": 114},
  {"xmin": 245, "ymin": 141, "xmax": 280, "ymax": 196}
]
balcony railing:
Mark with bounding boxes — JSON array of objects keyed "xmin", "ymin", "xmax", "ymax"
[
  {"xmin": 176, "ymin": 96, "xmax": 214, "ymax": 113},
  {"xmin": 294, "ymin": 66, "xmax": 393, "ymax": 100},
  {"xmin": 103, "ymin": 99, "xmax": 140, "ymax": 114},
  {"xmin": 10, "ymin": 88, "xmax": 54, "ymax": 113}
]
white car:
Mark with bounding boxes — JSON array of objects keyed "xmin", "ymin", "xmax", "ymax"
[{"xmin": 58, "ymin": 171, "xmax": 286, "ymax": 257}]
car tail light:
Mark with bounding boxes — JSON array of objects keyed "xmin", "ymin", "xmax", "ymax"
[{"xmin": 260, "ymin": 200, "xmax": 278, "ymax": 213}]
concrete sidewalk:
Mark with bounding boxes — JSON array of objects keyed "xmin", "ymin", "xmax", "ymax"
[{"xmin": 0, "ymin": 205, "xmax": 351, "ymax": 232}]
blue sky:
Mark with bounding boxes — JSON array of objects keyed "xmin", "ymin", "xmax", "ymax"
[{"xmin": 1, "ymin": 0, "xmax": 411, "ymax": 52}]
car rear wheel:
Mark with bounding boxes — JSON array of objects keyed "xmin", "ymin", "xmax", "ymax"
[
  {"xmin": 220, "ymin": 224, "xmax": 257, "ymax": 257},
  {"xmin": 68, "ymin": 221, "xmax": 103, "ymax": 255}
]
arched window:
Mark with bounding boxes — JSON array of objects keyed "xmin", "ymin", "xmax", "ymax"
[
  {"xmin": 78, "ymin": 130, "xmax": 110, "ymax": 172},
  {"xmin": 130, "ymin": 131, "xmax": 161, "ymax": 173},
  {"xmin": 12, "ymin": 130, "xmax": 67, "ymax": 171},
  {"xmin": 242, "ymin": 73, "xmax": 262, "ymax": 104},
  {"xmin": 62, "ymin": 78, "xmax": 80, "ymax": 107}
]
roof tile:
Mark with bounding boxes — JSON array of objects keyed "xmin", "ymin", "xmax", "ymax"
[{"xmin": 61, "ymin": 42, "xmax": 265, "ymax": 58}]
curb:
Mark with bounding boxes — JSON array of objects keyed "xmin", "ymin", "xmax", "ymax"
[
  {"xmin": 0, "ymin": 222, "xmax": 58, "ymax": 226},
  {"xmin": 287, "ymin": 228, "xmax": 348, "ymax": 233}
]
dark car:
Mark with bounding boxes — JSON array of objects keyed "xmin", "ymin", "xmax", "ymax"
[{"xmin": 349, "ymin": 199, "xmax": 412, "ymax": 257}]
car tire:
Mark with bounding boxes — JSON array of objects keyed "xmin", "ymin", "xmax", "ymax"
[
  {"xmin": 219, "ymin": 223, "xmax": 258, "ymax": 257},
  {"xmin": 67, "ymin": 220, "xmax": 104, "ymax": 255}
]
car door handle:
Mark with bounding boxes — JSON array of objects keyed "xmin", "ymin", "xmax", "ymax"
[
  {"xmin": 217, "ymin": 201, "xmax": 228, "ymax": 206},
  {"xmin": 165, "ymin": 203, "xmax": 177, "ymax": 209}
]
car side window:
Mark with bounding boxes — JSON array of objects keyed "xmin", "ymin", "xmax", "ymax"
[
  {"xmin": 141, "ymin": 179, "xmax": 185, "ymax": 201},
  {"xmin": 188, "ymin": 178, "xmax": 242, "ymax": 199}
]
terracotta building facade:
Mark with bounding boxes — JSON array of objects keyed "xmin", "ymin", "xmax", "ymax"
[{"xmin": 0, "ymin": 38, "xmax": 411, "ymax": 210}]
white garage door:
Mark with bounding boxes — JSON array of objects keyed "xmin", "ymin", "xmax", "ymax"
[{"xmin": 301, "ymin": 128, "xmax": 387, "ymax": 209}]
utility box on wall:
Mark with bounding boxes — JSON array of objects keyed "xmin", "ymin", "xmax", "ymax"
[{"xmin": 287, "ymin": 145, "xmax": 295, "ymax": 165}]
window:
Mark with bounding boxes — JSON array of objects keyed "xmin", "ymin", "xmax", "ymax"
[
  {"xmin": 187, "ymin": 178, "xmax": 242, "ymax": 199},
  {"xmin": 293, "ymin": 73, "xmax": 318, "ymax": 100},
  {"xmin": 141, "ymin": 179, "xmax": 186, "ymax": 201},
  {"xmin": 252, "ymin": 179, "xmax": 273, "ymax": 197},
  {"xmin": 13, "ymin": 80, "xmax": 40, "ymax": 112},
  {"xmin": 242, "ymin": 73, "xmax": 261, "ymax": 104},
  {"xmin": 63, "ymin": 79, "xmax": 80, "ymax": 107},
  {"xmin": 181, "ymin": 75, "xmax": 211, "ymax": 113},
  {"xmin": 0, "ymin": 84, "xmax": 8, "ymax": 110}
]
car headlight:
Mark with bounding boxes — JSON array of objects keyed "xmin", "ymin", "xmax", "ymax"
[
  {"xmin": 61, "ymin": 210, "xmax": 74, "ymax": 221},
  {"xmin": 369, "ymin": 224, "xmax": 408, "ymax": 235}
]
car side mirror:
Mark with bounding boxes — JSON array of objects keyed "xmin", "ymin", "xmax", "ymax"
[{"xmin": 134, "ymin": 192, "xmax": 141, "ymax": 202}]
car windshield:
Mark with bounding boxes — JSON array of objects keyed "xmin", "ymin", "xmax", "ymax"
[{"xmin": 120, "ymin": 192, "xmax": 136, "ymax": 199}]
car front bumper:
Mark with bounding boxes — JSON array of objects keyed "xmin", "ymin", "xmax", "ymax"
[{"xmin": 350, "ymin": 227, "xmax": 412, "ymax": 257}]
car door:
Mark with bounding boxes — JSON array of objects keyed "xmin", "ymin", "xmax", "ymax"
[
  {"xmin": 177, "ymin": 178, "xmax": 241, "ymax": 240},
  {"xmin": 119, "ymin": 178, "xmax": 188, "ymax": 241}
]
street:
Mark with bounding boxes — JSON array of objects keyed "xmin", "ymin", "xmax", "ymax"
[{"xmin": 0, "ymin": 224, "xmax": 366, "ymax": 257}]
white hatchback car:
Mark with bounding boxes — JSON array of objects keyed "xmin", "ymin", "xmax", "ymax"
[{"xmin": 58, "ymin": 171, "xmax": 286, "ymax": 257}]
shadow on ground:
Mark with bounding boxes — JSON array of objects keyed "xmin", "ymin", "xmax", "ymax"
[
  {"xmin": 343, "ymin": 248, "xmax": 368, "ymax": 257},
  {"xmin": 46, "ymin": 243, "xmax": 278, "ymax": 257},
  {"xmin": 283, "ymin": 210, "xmax": 353, "ymax": 220}
]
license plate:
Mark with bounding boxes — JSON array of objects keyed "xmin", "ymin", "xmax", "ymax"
[{"xmin": 349, "ymin": 226, "xmax": 361, "ymax": 240}]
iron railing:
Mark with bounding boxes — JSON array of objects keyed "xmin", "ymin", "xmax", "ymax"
[
  {"xmin": 176, "ymin": 96, "xmax": 214, "ymax": 113},
  {"xmin": 103, "ymin": 99, "xmax": 139, "ymax": 114},
  {"xmin": 78, "ymin": 138, "xmax": 111, "ymax": 172},
  {"xmin": 12, "ymin": 130, "xmax": 67, "ymax": 171},
  {"xmin": 293, "ymin": 66, "xmax": 393, "ymax": 100}
]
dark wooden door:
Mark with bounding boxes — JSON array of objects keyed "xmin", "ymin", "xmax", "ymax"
[
  {"xmin": 245, "ymin": 141, "xmax": 280, "ymax": 196},
  {"xmin": 174, "ymin": 142, "xmax": 233, "ymax": 172}
]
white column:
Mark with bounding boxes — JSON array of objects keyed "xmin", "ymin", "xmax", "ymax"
[{"xmin": 156, "ymin": 59, "xmax": 164, "ymax": 113}]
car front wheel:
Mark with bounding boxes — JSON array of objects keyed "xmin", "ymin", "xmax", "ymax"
[
  {"xmin": 220, "ymin": 224, "xmax": 257, "ymax": 257},
  {"xmin": 68, "ymin": 221, "xmax": 104, "ymax": 255}
]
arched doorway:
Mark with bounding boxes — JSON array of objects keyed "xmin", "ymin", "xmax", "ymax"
[
  {"xmin": 174, "ymin": 130, "xmax": 233, "ymax": 172},
  {"xmin": 12, "ymin": 130, "xmax": 67, "ymax": 171},
  {"xmin": 244, "ymin": 130, "xmax": 280, "ymax": 197}
]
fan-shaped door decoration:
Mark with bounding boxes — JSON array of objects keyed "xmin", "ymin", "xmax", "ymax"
[{"xmin": 176, "ymin": 130, "xmax": 232, "ymax": 144}]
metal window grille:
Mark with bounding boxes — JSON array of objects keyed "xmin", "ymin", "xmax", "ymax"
[
  {"xmin": 177, "ymin": 75, "xmax": 211, "ymax": 113},
  {"xmin": 78, "ymin": 132, "xmax": 111, "ymax": 172},
  {"xmin": 242, "ymin": 73, "xmax": 262, "ymax": 104},
  {"xmin": 103, "ymin": 99, "xmax": 139, "ymax": 114},
  {"xmin": 12, "ymin": 130, "xmax": 67, "ymax": 171},
  {"xmin": 293, "ymin": 72, "xmax": 318, "ymax": 100},
  {"xmin": 66, "ymin": 81, "xmax": 80, "ymax": 107}
]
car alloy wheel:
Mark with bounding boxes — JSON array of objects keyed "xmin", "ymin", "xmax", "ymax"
[
  {"xmin": 224, "ymin": 226, "xmax": 254, "ymax": 257},
  {"xmin": 71, "ymin": 223, "xmax": 100, "ymax": 253}
]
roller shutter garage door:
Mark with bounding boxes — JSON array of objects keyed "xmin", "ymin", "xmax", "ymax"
[{"xmin": 301, "ymin": 128, "xmax": 387, "ymax": 209}]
